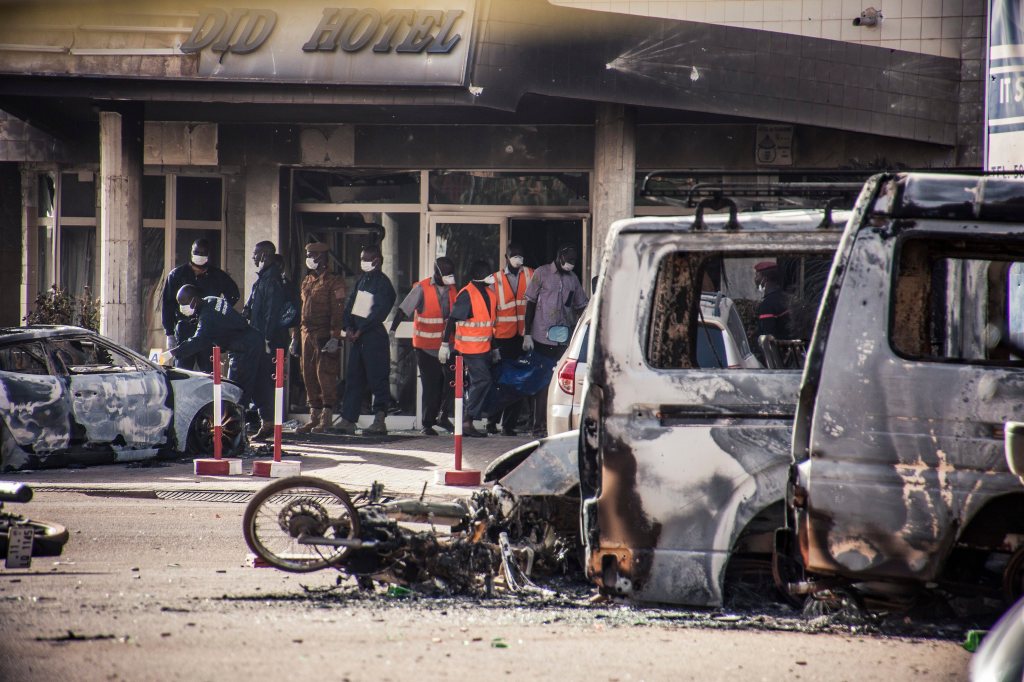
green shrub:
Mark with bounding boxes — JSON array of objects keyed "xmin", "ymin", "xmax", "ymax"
[{"xmin": 24, "ymin": 285, "xmax": 100, "ymax": 331}]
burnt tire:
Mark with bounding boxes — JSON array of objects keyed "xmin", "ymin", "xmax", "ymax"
[
  {"xmin": 186, "ymin": 401, "xmax": 246, "ymax": 458},
  {"xmin": 0, "ymin": 516, "xmax": 69, "ymax": 557},
  {"xmin": 242, "ymin": 476, "xmax": 360, "ymax": 573}
]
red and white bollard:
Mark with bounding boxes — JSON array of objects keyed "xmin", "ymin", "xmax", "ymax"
[
  {"xmin": 437, "ymin": 354, "xmax": 481, "ymax": 486},
  {"xmin": 253, "ymin": 348, "xmax": 301, "ymax": 478},
  {"xmin": 195, "ymin": 346, "xmax": 243, "ymax": 476}
]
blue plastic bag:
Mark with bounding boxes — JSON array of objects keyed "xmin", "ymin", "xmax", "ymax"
[{"xmin": 497, "ymin": 352, "xmax": 557, "ymax": 396}]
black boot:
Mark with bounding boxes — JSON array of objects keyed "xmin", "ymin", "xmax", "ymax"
[{"xmin": 462, "ymin": 419, "xmax": 486, "ymax": 438}]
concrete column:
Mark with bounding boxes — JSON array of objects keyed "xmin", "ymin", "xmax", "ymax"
[
  {"xmin": 20, "ymin": 168, "xmax": 38, "ymax": 323},
  {"xmin": 592, "ymin": 103, "xmax": 636, "ymax": 271},
  {"xmin": 243, "ymin": 164, "xmax": 279, "ymax": 300},
  {"xmin": 99, "ymin": 109, "xmax": 143, "ymax": 350}
]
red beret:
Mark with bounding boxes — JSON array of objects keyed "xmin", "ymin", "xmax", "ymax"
[{"xmin": 754, "ymin": 261, "xmax": 777, "ymax": 272}]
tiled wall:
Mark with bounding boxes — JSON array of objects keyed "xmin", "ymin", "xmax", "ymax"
[{"xmin": 550, "ymin": 0, "xmax": 986, "ymax": 58}]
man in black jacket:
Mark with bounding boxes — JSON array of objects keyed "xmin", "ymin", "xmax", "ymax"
[
  {"xmin": 162, "ymin": 238, "xmax": 239, "ymax": 372},
  {"xmin": 243, "ymin": 241, "xmax": 296, "ymax": 352},
  {"xmin": 172, "ymin": 284, "xmax": 274, "ymax": 440}
]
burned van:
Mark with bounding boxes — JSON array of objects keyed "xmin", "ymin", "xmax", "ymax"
[
  {"xmin": 580, "ymin": 206, "xmax": 847, "ymax": 606},
  {"xmin": 787, "ymin": 173, "xmax": 1024, "ymax": 602}
]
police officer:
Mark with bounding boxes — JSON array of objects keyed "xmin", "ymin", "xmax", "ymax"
[
  {"xmin": 439, "ymin": 259, "xmax": 496, "ymax": 438},
  {"xmin": 291, "ymin": 242, "xmax": 346, "ymax": 435},
  {"xmin": 486, "ymin": 243, "xmax": 533, "ymax": 435},
  {"xmin": 337, "ymin": 244, "xmax": 397, "ymax": 436},
  {"xmin": 162, "ymin": 238, "xmax": 239, "ymax": 372},
  {"xmin": 243, "ymin": 241, "xmax": 296, "ymax": 353},
  {"xmin": 171, "ymin": 284, "xmax": 274, "ymax": 439},
  {"xmin": 754, "ymin": 261, "xmax": 791, "ymax": 339},
  {"xmin": 390, "ymin": 257, "xmax": 457, "ymax": 436}
]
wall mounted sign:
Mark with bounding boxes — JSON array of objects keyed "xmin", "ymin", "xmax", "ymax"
[
  {"xmin": 180, "ymin": 1, "xmax": 475, "ymax": 85},
  {"xmin": 987, "ymin": 0, "xmax": 1024, "ymax": 171},
  {"xmin": 754, "ymin": 125, "xmax": 793, "ymax": 166}
]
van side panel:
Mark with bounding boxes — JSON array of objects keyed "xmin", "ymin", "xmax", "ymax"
[{"xmin": 801, "ymin": 225, "xmax": 1024, "ymax": 582}]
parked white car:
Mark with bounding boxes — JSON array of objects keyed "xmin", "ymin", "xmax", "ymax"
[{"xmin": 546, "ymin": 304, "xmax": 593, "ymax": 436}]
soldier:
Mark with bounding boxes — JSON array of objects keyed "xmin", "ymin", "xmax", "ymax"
[
  {"xmin": 337, "ymin": 244, "xmax": 397, "ymax": 436},
  {"xmin": 171, "ymin": 284, "xmax": 274, "ymax": 439},
  {"xmin": 162, "ymin": 238, "xmax": 239, "ymax": 372},
  {"xmin": 291, "ymin": 242, "xmax": 347, "ymax": 435}
]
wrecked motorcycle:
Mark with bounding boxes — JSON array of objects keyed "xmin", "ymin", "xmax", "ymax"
[
  {"xmin": 242, "ymin": 476, "xmax": 575, "ymax": 594},
  {"xmin": 0, "ymin": 481, "xmax": 69, "ymax": 560}
]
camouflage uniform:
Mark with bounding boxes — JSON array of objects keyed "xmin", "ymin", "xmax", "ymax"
[{"xmin": 299, "ymin": 270, "xmax": 347, "ymax": 409}]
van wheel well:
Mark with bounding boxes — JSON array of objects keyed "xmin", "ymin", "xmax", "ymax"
[
  {"xmin": 941, "ymin": 493, "xmax": 1024, "ymax": 604},
  {"xmin": 723, "ymin": 502, "xmax": 790, "ymax": 606},
  {"xmin": 956, "ymin": 493, "xmax": 1024, "ymax": 549}
]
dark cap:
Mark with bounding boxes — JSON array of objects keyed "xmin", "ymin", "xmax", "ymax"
[
  {"xmin": 305, "ymin": 242, "xmax": 329, "ymax": 253},
  {"xmin": 754, "ymin": 261, "xmax": 777, "ymax": 272}
]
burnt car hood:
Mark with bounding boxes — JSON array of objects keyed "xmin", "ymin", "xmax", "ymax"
[{"xmin": 484, "ymin": 431, "xmax": 579, "ymax": 496}]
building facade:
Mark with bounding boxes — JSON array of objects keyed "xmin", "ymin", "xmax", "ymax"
[{"xmin": 0, "ymin": 0, "xmax": 985, "ymax": 419}]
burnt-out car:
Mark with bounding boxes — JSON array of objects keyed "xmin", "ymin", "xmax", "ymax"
[
  {"xmin": 0, "ymin": 326, "xmax": 245, "ymax": 471},
  {"xmin": 579, "ymin": 207, "xmax": 848, "ymax": 606},
  {"xmin": 786, "ymin": 173, "xmax": 1024, "ymax": 604}
]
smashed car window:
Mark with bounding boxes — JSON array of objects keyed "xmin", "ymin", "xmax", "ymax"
[
  {"xmin": 647, "ymin": 252, "xmax": 831, "ymax": 370},
  {"xmin": 891, "ymin": 238, "xmax": 1024, "ymax": 363},
  {"xmin": 0, "ymin": 343, "xmax": 49, "ymax": 375},
  {"xmin": 49, "ymin": 338, "xmax": 139, "ymax": 374}
]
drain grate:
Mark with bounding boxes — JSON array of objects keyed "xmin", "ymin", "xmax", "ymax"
[
  {"xmin": 28, "ymin": 486, "xmax": 255, "ymax": 504},
  {"xmin": 155, "ymin": 490, "xmax": 254, "ymax": 503}
]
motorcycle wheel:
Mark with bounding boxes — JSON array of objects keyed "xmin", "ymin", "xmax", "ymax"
[
  {"xmin": 0, "ymin": 516, "xmax": 69, "ymax": 557},
  {"xmin": 243, "ymin": 476, "xmax": 360, "ymax": 573}
]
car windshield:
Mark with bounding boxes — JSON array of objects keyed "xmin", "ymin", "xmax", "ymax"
[{"xmin": 50, "ymin": 338, "xmax": 139, "ymax": 374}]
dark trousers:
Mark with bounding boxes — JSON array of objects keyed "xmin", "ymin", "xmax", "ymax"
[
  {"xmin": 416, "ymin": 349, "xmax": 452, "ymax": 428},
  {"xmin": 340, "ymin": 330, "xmax": 391, "ymax": 422},
  {"xmin": 487, "ymin": 335, "xmax": 524, "ymax": 429},
  {"xmin": 461, "ymin": 352, "xmax": 492, "ymax": 420},
  {"xmin": 173, "ymin": 319, "xmax": 213, "ymax": 372},
  {"xmin": 226, "ymin": 330, "xmax": 274, "ymax": 421}
]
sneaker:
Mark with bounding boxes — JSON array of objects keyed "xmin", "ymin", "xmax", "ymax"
[
  {"xmin": 437, "ymin": 416, "xmax": 455, "ymax": 433},
  {"xmin": 486, "ymin": 421, "xmax": 499, "ymax": 435},
  {"xmin": 419, "ymin": 425, "xmax": 438, "ymax": 436}
]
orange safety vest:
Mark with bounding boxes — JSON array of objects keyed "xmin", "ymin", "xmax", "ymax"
[
  {"xmin": 454, "ymin": 284, "xmax": 496, "ymax": 355},
  {"xmin": 412, "ymin": 278, "xmax": 455, "ymax": 351},
  {"xmin": 492, "ymin": 267, "xmax": 533, "ymax": 339}
]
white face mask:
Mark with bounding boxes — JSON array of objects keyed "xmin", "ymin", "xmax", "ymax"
[
  {"xmin": 442, "ymin": 274, "xmax": 456, "ymax": 286},
  {"xmin": 476, "ymin": 274, "xmax": 496, "ymax": 285},
  {"xmin": 360, "ymin": 260, "xmax": 375, "ymax": 273},
  {"xmin": 305, "ymin": 257, "xmax": 318, "ymax": 270},
  {"xmin": 191, "ymin": 254, "xmax": 209, "ymax": 267},
  {"xmin": 508, "ymin": 256, "xmax": 524, "ymax": 269},
  {"xmin": 179, "ymin": 302, "xmax": 196, "ymax": 317},
  {"xmin": 758, "ymin": 283, "xmax": 766, "ymax": 293},
  {"xmin": 561, "ymin": 262, "xmax": 575, "ymax": 272}
]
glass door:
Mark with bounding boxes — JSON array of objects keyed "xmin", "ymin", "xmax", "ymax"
[{"xmin": 429, "ymin": 216, "xmax": 507, "ymax": 286}]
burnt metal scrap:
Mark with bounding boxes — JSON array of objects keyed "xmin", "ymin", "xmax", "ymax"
[{"xmin": 243, "ymin": 476, "xmax": 577, "ymax": 596}]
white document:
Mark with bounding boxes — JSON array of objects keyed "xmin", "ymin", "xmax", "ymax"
[
  {"xmin": 352, "ymin": 290, "xmax": 374, "ymax": 318},
  {"xmin": 6, "ymin": 525, "xmax": 33, "ymax": 569}
]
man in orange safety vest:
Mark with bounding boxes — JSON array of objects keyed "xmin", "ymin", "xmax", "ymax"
[
  {"xmin": 485, "ymin": 243, "xmax": 533, "ymax": 435},
  {"xmin": 439, "ymin": 259, "xmax": 496, "ymax": 438},
  {"xmin": 390, "ymin": 257, "xmax": 458, "ymax": 436}
]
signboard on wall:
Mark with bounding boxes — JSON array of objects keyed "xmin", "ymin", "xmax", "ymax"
[
  {"xmin": 754, "ymin": 125, "xmax": 793, "ymax": 166},
  {"xmin": 987, "ymin": 1, "xmax": 1024, "ymax": 171},
  {"xmin": 181, "ymin": 0, "xmax": 475, "ymax": 86}
]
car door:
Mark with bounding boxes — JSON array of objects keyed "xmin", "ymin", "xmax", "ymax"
[
  {"xmin": 0, "ymin": 340, "xmax": 73, "ymax": 457},
  {"xmin": 49, "ymin": 336, "xmax": 173, "ymax": 456}
]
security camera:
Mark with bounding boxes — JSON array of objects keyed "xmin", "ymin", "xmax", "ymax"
[{"xmin": 852, "ymin": 7, "xmax": 882, "ymax": 26}]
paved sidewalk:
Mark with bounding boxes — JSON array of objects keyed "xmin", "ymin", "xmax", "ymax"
[{"xmin": 6, "ymin": 430, "xmax": 537, "ymax": 499}]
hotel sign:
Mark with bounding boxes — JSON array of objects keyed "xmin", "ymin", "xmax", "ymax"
[{"xmin": 179, "ymin": 1, "xmax": 475, "ymax": 86}]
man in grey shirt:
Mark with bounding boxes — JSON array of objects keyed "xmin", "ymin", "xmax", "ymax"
[
  {"xmin": 390, "ymin": 257, "xmax": 457, "ymax": 435},
  {"xmin": 523, "ymin": 244, "xmax": 589, "ymax": 434}
]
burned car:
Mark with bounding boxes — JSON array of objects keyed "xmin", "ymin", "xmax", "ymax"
[
  {"xmin": 784, "ymin": 173, "xmax": 1024, "ymax": 604},
  {"xmin": 579, "ymin": 205, "xmax": 848, "ymax": 606},
  {"xmin": 0, "ymin": 326, "xmax": 245, "ymax": 471}
]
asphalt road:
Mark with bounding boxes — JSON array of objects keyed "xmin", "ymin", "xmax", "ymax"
[{"xmin": 0, "ymin": 491, "xmax": 972, "ymax": 682}]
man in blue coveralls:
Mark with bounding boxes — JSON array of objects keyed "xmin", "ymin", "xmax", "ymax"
[
  {"xmin": 336, "ymin": 244, "xmax": 397, "ymax": 436},
  {"xmin": 171, "ymin": 284, "xmax": 275, "ymax": 440}
]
